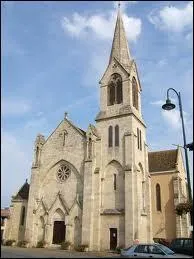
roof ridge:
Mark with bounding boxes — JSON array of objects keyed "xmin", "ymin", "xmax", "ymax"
[{"xmin": 149, "ymin": 149, "xmax": 177, "ymax": 153}]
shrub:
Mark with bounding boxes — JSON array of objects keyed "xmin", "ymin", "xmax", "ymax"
[
  {"xmin": 60, "ymin": 241, "xmax": 72, "ymax": 250},
  {"xmin": 5, "ymin": 239, "xmax": 15, "ymax": 246},
  {"xmin": 175, "ymin": 201, "xmax": 193, "ymax": 216},
  {"xmin": 17, "ymin": 240, "xmax": 28, "ymax": 248},
  {"xmin": 36, "ymin": 240, "xmax": 47, "ymax": 248},
  {"xmin": 74, "ymin": 244, "xmax": 89, "ymax": 252},
  {"xmin": 116, "ymin": 245, "xmax": 125, "ymax": 253}
]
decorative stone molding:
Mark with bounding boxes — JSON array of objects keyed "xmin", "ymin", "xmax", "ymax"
[
  {"xmin": 94, "ymin": 167, "xmax": 100, "ymax": 174},
  {"xmin": 112, "ymin": 63, "xmax": 118, "ymax": 69},
  {"xmin": 100, "ymin": 208, "xmax": 125, "ymax": 215},
  {"xmin": 124, "ymin": 165, "xmax": 132, "ymax": 171},
  {"xmin": 84, "ymin": 159, "xmax": 92, "ymax": 163},
  {"xmin": 124, "ymin": 131, "xmax": 132, "ymax": 136},
  {"xmin": 134, "ymin": 164, "xmax": 140, "ymax": 172}
]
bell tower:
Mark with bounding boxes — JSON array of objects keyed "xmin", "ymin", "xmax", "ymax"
[
  {"xmin": 94, "ymin": 4, "xmax": 152, "ymax": 248},
  {"xmin": 96, "ymin": 5, "xmax": 144, "ymax": 125}
]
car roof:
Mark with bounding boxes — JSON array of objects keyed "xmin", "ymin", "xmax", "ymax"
[
  {"xmin": 133, "ymin": 243, "xmax": 158, "ymax": 245},
  {"xmin": 171, "ymin": 240, "xmax": 191, "ymax": 242}
]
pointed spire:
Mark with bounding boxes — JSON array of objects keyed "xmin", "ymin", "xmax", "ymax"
[{"xmin": 109, "ymin": 5, "xmax": 131, "ymax": 66}]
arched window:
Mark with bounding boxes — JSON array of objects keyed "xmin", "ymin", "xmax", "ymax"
[
  {"xmin": 115, "ymin": 125, "xmax": 119, "ymax": 146},
  {"xmin": 114, "ymin": 174, "xmax": 116, "ymax": 190},
  {"xmin": 35, "ymin": 146, "xmax": 39, "ymax": 165},
  {"xmin": 132, "ymin": 77, "xmax": 138, "ymax": 110},
  {"xmin": 88, "ymin": 138, "xmax": 92, "ymax": 159},
  {"xmin": 108, "ymin": 73, "xmax": 123, "ymax": 106},
  {"xmin": 116, "ymin": 77, "xmax": 123, "ymax": 104},
  {"xmin": 108, "ymin": 126, "xmax": 113, "ymax": 147},
  {"xmin": 156, "ymin": 184, "xmax": 161, "ymax": 211},
  {"xmin": 109, "ymin": 82, "xmax": 115, "ymax": 105},
  {"xmin": 20, "ymin": 206, "xmax": 25, "ymax": 226}
]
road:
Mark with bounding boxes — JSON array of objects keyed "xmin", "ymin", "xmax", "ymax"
[{"xmin": 1, "ymin": 246, "xmax": 120, "ymax": 258}]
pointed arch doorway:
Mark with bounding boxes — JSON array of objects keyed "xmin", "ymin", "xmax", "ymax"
[
  {"xmin": 52, "ymin": 221, "xmax": 66, "ymax": 244},
  {"xmin": 52, "ymin": 209, "xmax": 66, "ymax": 244}
]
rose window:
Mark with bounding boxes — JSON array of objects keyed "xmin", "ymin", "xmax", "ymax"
[{"xmin": 57, "ymin": 165, "xmax": 71, "ymax": 182}]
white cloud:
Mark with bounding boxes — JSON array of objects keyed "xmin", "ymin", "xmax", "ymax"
[
  {"xmin": 2, "ymin": 98, "xmax": 31, "ymax": 116},
  {"xmin": 162, "ymin": 109, "xmax": 191, "ymax": 131},
  {"xmin": 150, "ymin": 100, "xmax": 164, "ymax": 106},
  {"xmin": 162, "ymin": 109, "xmax": 181, "ymax": 129},
  {"xmin": 61, "ymin": 8, "xmax": 141, "ymax": 42},
  {"xmin": 148, "ymin": 2, "xmax": 193, "ymax": 32},
  {"xmin": 158, "ymin": 59, "xmax": 167, "ymax": 67},
  {"xmin": 150, "ymin": 98, "xmax": 176, "ymax": 106}
]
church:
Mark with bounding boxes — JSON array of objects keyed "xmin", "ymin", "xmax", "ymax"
[{"xmin": 4, "ymin": 6, "xmax": 190, "ymax": 251}]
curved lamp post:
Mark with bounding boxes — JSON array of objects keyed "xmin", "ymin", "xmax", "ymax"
[{"xmin": 162, "ymin": 88, "xmax": 192, "ymax": 224}]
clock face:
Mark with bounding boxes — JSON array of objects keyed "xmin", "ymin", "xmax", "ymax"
[{"xmin": 57, "ymin": 165, "xmax": 71, "ymax": 182}]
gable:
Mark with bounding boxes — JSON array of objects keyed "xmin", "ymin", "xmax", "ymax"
[
  {"xmin": 44, "ymin": 119, "xmax": 85, "ymax": 146},
  {"xmin": 40, "ymin": 119, "xmax": 86, "ymax": 166},
  {"xmin": 12, "ymin": 181, "xmax": 30, "ymax": 200},
  {"xmin": 99, "ymin": 57, "xmax": 130, "ymax": 85}
]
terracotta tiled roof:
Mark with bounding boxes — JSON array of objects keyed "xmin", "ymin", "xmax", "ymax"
[
  {"xmin": 148, "ymin": 149, "xmax": 178, "ymax": 173},
  {"xmin": 13, "ymin": 180, "xmax": 30, "ymax": 200},
  {"xmin": 1, "ymin": 208, "xmax": 10, "ymax": 218}
]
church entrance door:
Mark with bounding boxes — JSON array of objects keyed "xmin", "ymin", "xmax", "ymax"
[
  {"xmin": 52, "ymin": 221, "xmax": 66, "ymax": 244},
  {"xmin": 110, "ymin": 228, "xmax": 117, "ymax": 250}
]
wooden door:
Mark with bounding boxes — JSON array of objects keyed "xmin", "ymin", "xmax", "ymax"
[
  {"xmin": 52, "ymin": 221, "xmax": 66, "ymax": 244},
  {"xmin": 110, "ymin": 228, "xmax": 117, "ymax": 250}
]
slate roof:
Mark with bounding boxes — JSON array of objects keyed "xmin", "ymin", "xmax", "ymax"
[
  {"xmin": 13, "ymin": 180, "xmax": 30, "ymax": 200},
  {"xmin": 148, "ymin": 149, "xmax": 178, "ymax": 173}
]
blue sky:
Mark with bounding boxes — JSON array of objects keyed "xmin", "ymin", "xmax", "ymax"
[{"xmin": 1, "ymin": 1, "xmax": 193, "ymax": 207}]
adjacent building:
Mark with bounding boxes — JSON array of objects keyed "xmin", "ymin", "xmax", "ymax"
[{"xmin": 1, "ymin": 208, "xmax": 10, "ymax": 244}]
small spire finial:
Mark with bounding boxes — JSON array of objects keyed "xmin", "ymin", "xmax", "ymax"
[
  {"xmin": 118, "ymin": 1, "xmax": 121, "ymax": 8},
  {"xmin": 64, "ymin": 112, "xmax": 68, "ymax": 119}
]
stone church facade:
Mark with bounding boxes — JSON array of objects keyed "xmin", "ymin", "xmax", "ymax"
[{"xmin": 5, "ymin": 7, "xmax": 190, "ymax": 251}]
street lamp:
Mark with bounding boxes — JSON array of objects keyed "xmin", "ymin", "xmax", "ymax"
[{"xmin": 162, "ymin": 88, "xmax": 192, "ymax": 224}]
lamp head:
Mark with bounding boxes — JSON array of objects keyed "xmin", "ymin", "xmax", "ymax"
[{"xmin": 162, "ymin": 98, "xmax": 176, "ymax": 111}]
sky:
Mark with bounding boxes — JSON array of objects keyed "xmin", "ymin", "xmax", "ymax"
[{"xmin": 1, "ymin": 1, "xmax": 193, "ymax": 208}]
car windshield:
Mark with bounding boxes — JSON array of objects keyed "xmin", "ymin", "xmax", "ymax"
[
  {"xmin": 123, "ymin": 245, "xmax": 133, "ymax": 251},
  {"xmin": 157, "ymin": 244, "xmax": 175, "ymax": 255}
]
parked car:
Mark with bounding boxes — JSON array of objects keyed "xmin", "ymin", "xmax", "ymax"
[
  {"xmin": 120, "ymin": 243, "xmax": 192, "ymax": 258},
  {"xmin": 169, "ymin": 238, "xmax": 193, "ymax": 256}
]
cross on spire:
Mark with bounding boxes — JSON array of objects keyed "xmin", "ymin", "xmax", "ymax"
[{"xmin": 64, "ymin": 112, "xmax": 68, "ymax": 119}]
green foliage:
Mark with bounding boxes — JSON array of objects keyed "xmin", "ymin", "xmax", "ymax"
[
  {"xmin": 175, "ymin": 201, "xmax": 193, "ymax": 216},
  {"xmin": 17, "ymin": 240, "xmax": 28, "ymax": 248},
  {"xmin": 5, "ymin": 239, "xmax": 16, "ymax": 246},
  {"xmin": 36, "ymin": 240, "xmax": 47, "ymax": 248},
  {"xmin": 116, "ymin": 245, "xmax": 125, "ymax": 253},
  {"xmin": 60, "ymin": 241, "xmax": 72, "ymax": 250}
]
